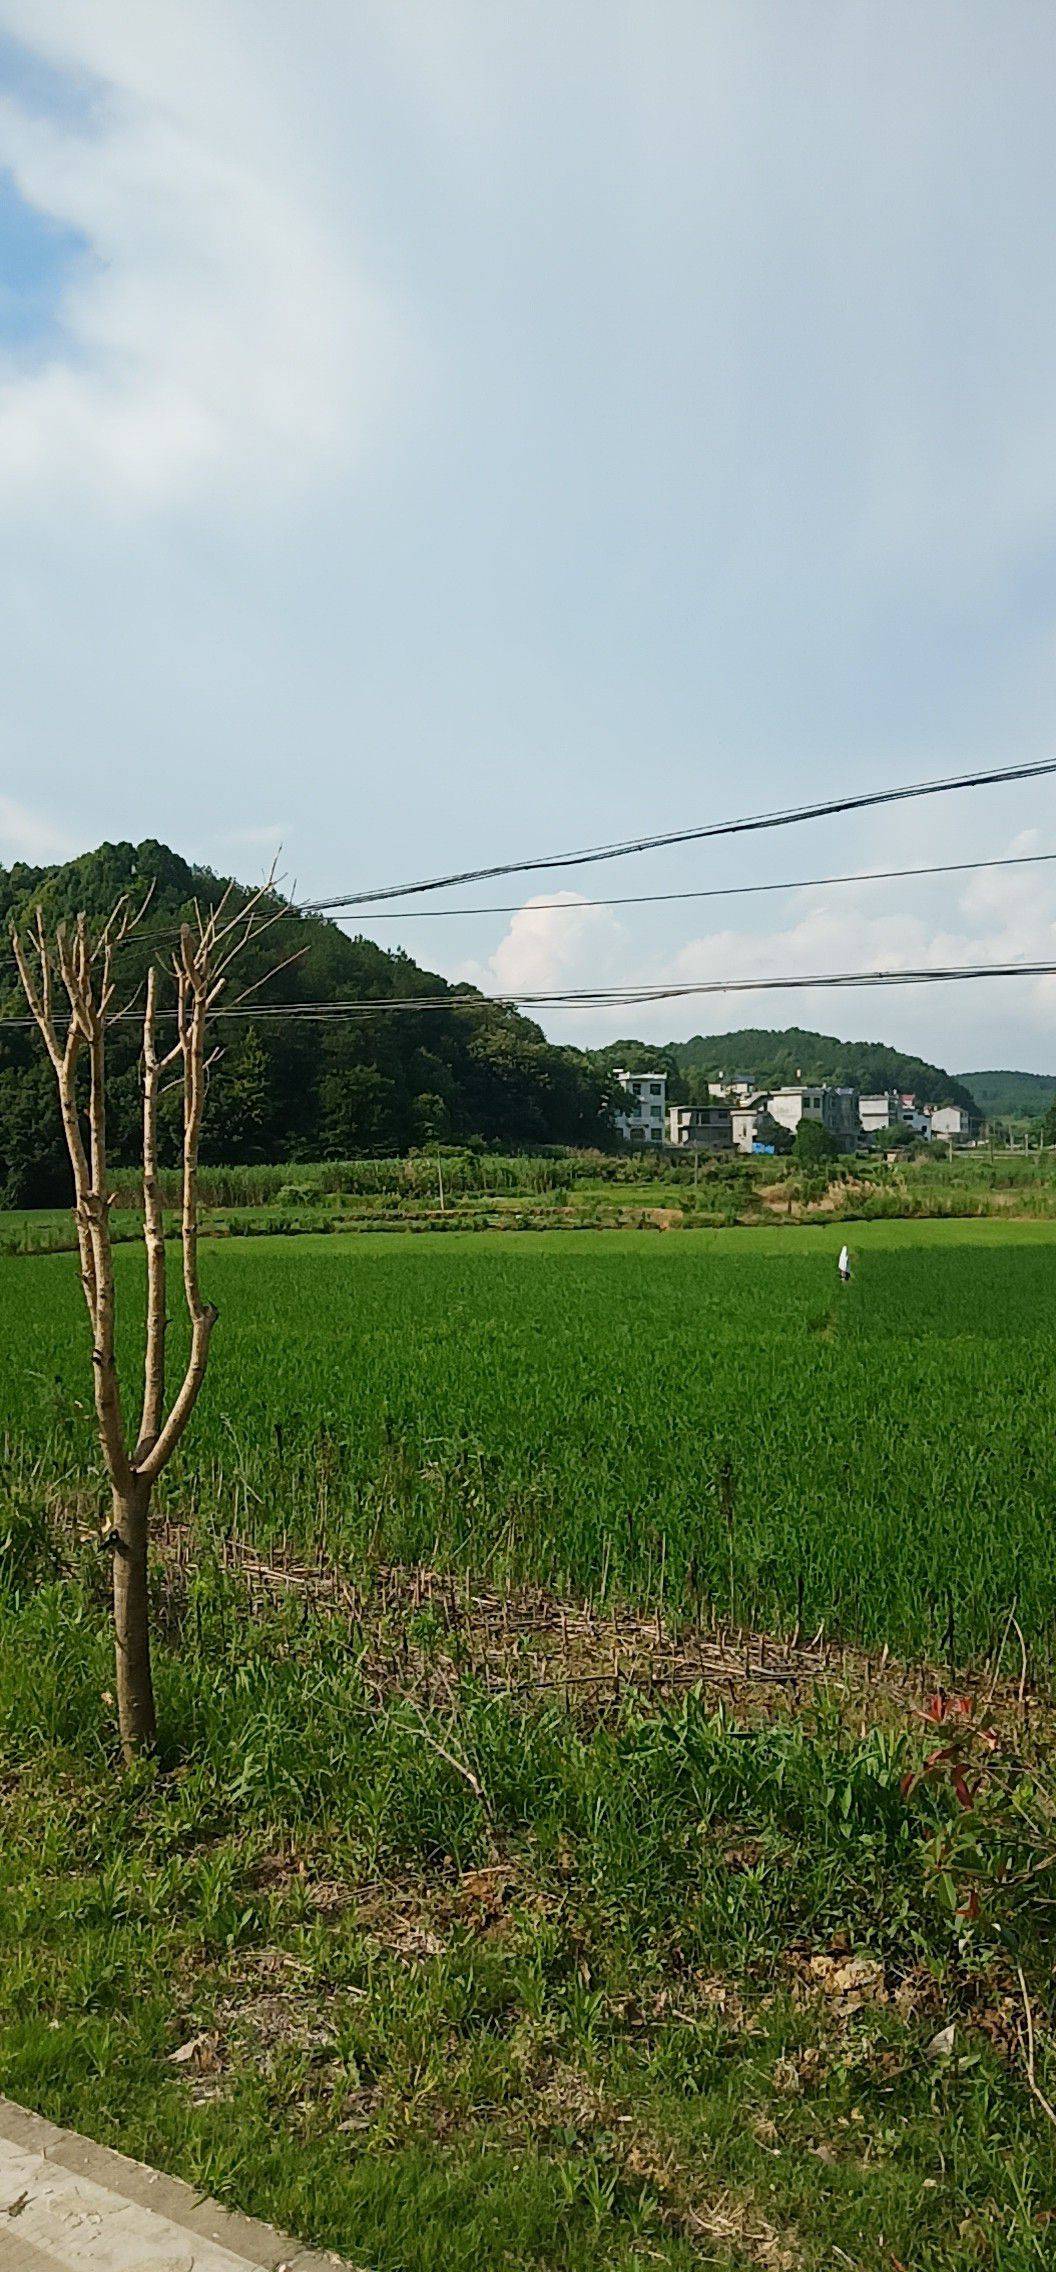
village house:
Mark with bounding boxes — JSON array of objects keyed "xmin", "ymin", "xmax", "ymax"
[
  {"xmin": 613, "ymin": 1067, "xmax": 667, "ymax": 1145},
  {"xmin": 667, "ymin": 1102, "xmax": 734, "ymax": 1152},
  {"xmin": 930, "ymin": 1103, "xmax": 977, "ymax": 1143},
  {"xmin": 730, "ymin": 1098, "xmax": 784, "ymax": 1154},
  {"xmin": 900, "ymin": 1094, "xmax": 933, "ymax": 1139},
  {"xmin": 709, "ymin": 1073, "xmax": 757, "ymax": 1102},
  {"xmin": 766, "ymin": 1082, "xmax": 826, "ymax": 1138},
  {"xmin": 765, "ymin": 1082, "xmax": 858, "ymax": 1150},
  {"xmin": 830, "ymin": 1087, "xmax": 862, "ymax": 1148},
  {"xmin": 859, "ymin": 1091, "xmax": 904, "ymax": 1137}
]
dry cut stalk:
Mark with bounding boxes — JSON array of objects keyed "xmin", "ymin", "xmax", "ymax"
[
  {"xmin": 11, "ymin": 871, "xmax": 280, "ymax": 1761},
  {"xmin": 1016, "ymin": 1964, "xmax": 1056, "ymax": 2134}
]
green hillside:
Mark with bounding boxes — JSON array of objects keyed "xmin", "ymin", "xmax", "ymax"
[
  {"xmin": 958, "ymin": 1069, "xmax": 1056, "ymax": 1120},
  {"xmin": 594, "ymin": 1026, "xmax": 977, "ymax": 1112},
  {"xmin": 0, "ymin": 841, "xmax": 610, "ymax": 1205}
]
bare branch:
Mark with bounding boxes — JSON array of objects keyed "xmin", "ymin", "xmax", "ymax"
[
  {"xmin": 228, "ymin": 940, "xmax": 309, "ymax": 1009},
  {"xmin": 12, "ymin": 921, "xmax": 60, "ymax": 1068},
  {"xmin": 208, "ymin": 877, "xmax": 237, "ymax": 933},
  {"xmin": 56, "ymin": 925, "xmax": 90, "ymax": 1042},
  {"xmin": 84, "ymin": 935, "xmax": 131, "ymax": 1498},
  {"xmin": 137, "ymin": 936, "xmax": 217, "ymax": 1486},
  {"xmin": 205, "ymin": 862, "xmax": 281, "ymax": 957},
  {"xmin": 34, "ymin": 909, "xmax": 55, "ymax": 1044},
  {"xmin": 121, "ymin": 879, "xmax": 157, "ymax": 942},
  {"xmin": 13, "ymin": 920, "xmax": 99, "ymax": 1324},
  {"xmin": 94, "ymin": 892, "xmax": 131, "ymax": 956},
  {"xmin": 113, "ymin": 976, "xmax": 147, "ymax": 1024},
  {"xmin": 135, "ymin": 965, "xmax": 167, "ymax": 1464}
]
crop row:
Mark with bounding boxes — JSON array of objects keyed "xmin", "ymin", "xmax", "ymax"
[{"xmin": 3, "ymin": 1221, "xmax": 1056, "ymax": 1664}]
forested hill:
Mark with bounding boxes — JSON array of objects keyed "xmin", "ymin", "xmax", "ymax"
[
  {"xmin": 960, "ymin": 1069, "xmax": 1056, "ymax": 1120},
  {"xmin": 0, "ymin": 840, "xmax": 610, "ymax": 1204},
  {"xmin": 593, "ymin": 1027, "xmax": 978, "ymax": 1112}
]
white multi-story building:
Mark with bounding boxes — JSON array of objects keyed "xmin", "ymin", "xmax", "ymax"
[
  {"xmin": 767, "ymin": 1083, "xmax": 824, "ymax": 1136},
  {"xmin": 614, "ymin": 1068, "xmax": 667, "ymax": 1146},
  {"xmin": 859, "ymin": 1092, "xmax": 903, "ymax": 1137},
  {"xmin": 767, "ymin": 1083, "xmax": 832, "ymax": 1136},
  {"xmin": 667, "ymin": 1102, "xmax": 734, "ymax": 1152},
  {"xmin": 758, "ymin": 1082, "xmax": 861, "ymax": 1153}
]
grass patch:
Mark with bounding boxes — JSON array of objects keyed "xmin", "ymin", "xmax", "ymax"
[{"xmin": 0, "ymin": 1566, "xmax": 1054, "ymax": 2269}]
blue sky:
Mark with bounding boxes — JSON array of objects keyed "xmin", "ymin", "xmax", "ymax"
[
  {"xmin": 2, "ymin": 1, "xmax": 1056, "ymax": 1069},
  {"xmin": 0, "ymin": 172, "xmax": 81, "ymax": 353}
]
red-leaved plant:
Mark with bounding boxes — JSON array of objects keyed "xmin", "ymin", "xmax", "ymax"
[{"xmin": 901, "ymin": 1694, "xmax": 1002, "ymax": 1925}]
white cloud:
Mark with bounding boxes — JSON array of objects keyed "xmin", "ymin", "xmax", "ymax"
[
  {"xmin": 212, "ymin": 823, "xmax": 285, "ymax": 854},
  {"xmin": 458, "ymin": 890, "xmax": 628, "ymax": 997},
  {"xmin": 0, "ymin": 795, "xmax": 77, "ymax": 864},
  {"xmin": 0, "ymin": 4, "xmax": 399, "ymax": 508},
  {"xmin": 448, "ymin": 855, "xmax": 1056, "ymax": 1069}
]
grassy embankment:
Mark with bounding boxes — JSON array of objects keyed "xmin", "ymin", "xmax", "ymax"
[{"xmin": 4, "ymin": 1143, "xmax": 1056, "ymax": 1256}]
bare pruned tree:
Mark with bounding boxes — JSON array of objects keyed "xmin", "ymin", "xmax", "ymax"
[{"xmin": 10, "ymin": 877, "xmax": 282, "ymax": 1762}]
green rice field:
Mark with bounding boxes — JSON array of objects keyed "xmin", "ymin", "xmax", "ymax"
[
  {"xmin": 4, "ymin": 1217, "xmax": 1056, "ymax": 1665},
  {"xmin": 5, "ymin": 1215, "xmax": 1056, "ymax": 2269}
]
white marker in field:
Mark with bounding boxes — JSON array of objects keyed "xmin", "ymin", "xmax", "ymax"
[{"xmin": 838, "ymin": 1244, "xmax": 851, "ymax": 1283}]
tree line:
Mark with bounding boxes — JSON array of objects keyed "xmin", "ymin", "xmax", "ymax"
[{"xmin": 0, "ymin": 841, "xmax": 613, "ymax": 1205}]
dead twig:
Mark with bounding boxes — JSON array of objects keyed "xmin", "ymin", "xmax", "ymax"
[
  {"xmin": 1016, "ymin": 1963, "xmax": 1056, "ymax": 2132},
  {"xmin": 393, "ymin": 1694, "xmax": 487, "ymax": 1806}
]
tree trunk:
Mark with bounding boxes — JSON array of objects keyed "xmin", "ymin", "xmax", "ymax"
[{"xmin": 111, "ymin": 1476, "xmax": 156, "ymax": 1761}]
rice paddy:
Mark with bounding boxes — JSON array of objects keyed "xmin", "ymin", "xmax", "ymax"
[
  {"xmin": 4, "ymin": 1217, "xmax": 1056, "ymax": 1664},
  {"xmin": 6, "ymin": 1214, "xmax": 1056, "ymax": 2267}
]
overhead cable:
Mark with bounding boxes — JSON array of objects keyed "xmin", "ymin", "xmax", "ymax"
[
  {"xmin": 3, "ymin": 954, "xmax": 1056, "ymax": 1028},
  {"xmin": 323, "ymin": 845, "xmax": 1056, "ymax": 919},
  {"xmin": 303, "ymin": 756, "xmax": 1056, "ymax": 908}
]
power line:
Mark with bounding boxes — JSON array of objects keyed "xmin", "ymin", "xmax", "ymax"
[
  {"xmin": 6, "ymin": 836, "xmax": 1050, "ymax": 966},
  {"xmin": 323, "ymin": 845, "xmax": 1056, "ymax": 920},
  {"xmin": 5, "ymin": 776, "xmax": 1055, "ymax": 972},
  {"xmin": 303, "ymin": 756, "xmax": 1056, "ymax": 908},
  {"xmin": 4, "ymin": 954, "xmax": 1056, "ymax": 1027},
  {"xmin": 213, "ymin": 956, "xmax": 1056, "ymax": 1010}
]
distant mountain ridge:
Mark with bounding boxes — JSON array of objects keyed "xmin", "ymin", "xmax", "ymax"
[
  {"xmin": 593, "ymin": 1026, "xmax": 978, "ymax": 1113},
  {"xmin": 958, "ymin": 1069, "xmax": 1056, "ymax": 1120}
]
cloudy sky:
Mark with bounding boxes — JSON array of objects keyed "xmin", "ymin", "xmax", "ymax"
[{"xmin": 2, "ymin": 1, "xmax": 1056, "ymax": 1071}]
